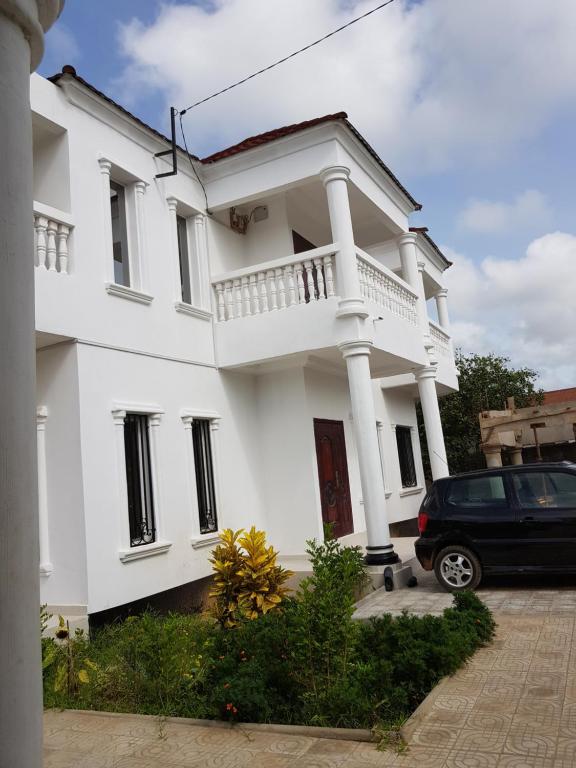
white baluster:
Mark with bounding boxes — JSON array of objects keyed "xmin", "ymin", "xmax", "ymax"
[
  {"xmin": 268, "ymin": 270, "xmax": 278, "ymax": 310},
  {"xmin": 275, "ymin": 267, "xmax": 287, "ymax": 309},
  {"xmin": 241, "ymin": 275, "xmax": 251, "ymax": 316},
  {"xmin": 285, "ymin": 265, "xmax": 296, "ymax": 306},
  {"xmin": 250, "ymin": 273, "xmax": 260, "ymax": 314},
  {"xmin": 314, "ymin": 258, "xmax": 325, "ymax": 299},
  {"xmin": 215, "ymin": 282, "xmax": 226, "ymax": 321},
  {"xmin": 56, "ymin": 224, "xmax": 69, "ymax": 273},
  {"xmin": 35, "ymin": 215, "xmax": 48, "ymax": 270},
  {"xmin": 233, "ymin": 278, "xmax": 242, "ymax": 318},
  {"xmin": 225, "ymin": 280, "xmax": 234, "ymax": 320},
  {"xmin": 258, "ymin": 271, "xmax": 269, "ymax": 312},
  {"xmin": 324, "ymin": 255, "xmax": 335, "ymax": 297},
  {"xmin": 46, "ymin": 219, "xmax": 58, "ymax": 272},
  {"xmin": 304, "ymin": 260, "xmax": 315, "ymax": 302},
  {"xmin": 295, "ymin": 262, "xmax": 306, "ymax": 303}
]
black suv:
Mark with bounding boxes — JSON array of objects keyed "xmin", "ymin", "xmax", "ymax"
[{"xmin": 415, "ymin": 462, "xmax": 576, "ymax": 592}]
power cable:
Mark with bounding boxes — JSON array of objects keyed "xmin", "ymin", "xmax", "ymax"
[
  {"xmin": 179, "ymin": 0, "xmax": 397, "ymax": 116},
  {"xmin": 178, "ymin": 113, "xmax": 211, "ymax": 214}
]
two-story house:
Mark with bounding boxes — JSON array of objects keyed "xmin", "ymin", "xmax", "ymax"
[{"xmin": 32, "ymin": 66, "xmax": 458, "ymax": 625}]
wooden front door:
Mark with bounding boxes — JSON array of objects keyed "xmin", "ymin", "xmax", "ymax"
[{"xmin": 313, "ymin": 419, "xmax": 353, "ymax": 538}]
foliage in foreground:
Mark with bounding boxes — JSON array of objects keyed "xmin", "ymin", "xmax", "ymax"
[
  {"xmin": 209, "ymin": 527, "xmax": 293, "ymax": 628},
  {"xmin": 418, "ymin": 350, "xmax": 543, "ymax": 477},
  {"xmin": 43, "ymin": 538, "xmax": 495, "ymax": 728}
]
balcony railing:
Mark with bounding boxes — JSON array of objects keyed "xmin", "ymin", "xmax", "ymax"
[
  {"xmin": 429, "ymin": 320, "xmax": 451, "ymax": 357},
  {"xmin": 212, "ymin": 244, "xmax": 337, "ymax": 322},
  {"xmin": 34, "ymin": 203, "xmax": 72, "ymax": 274},
  {"xmin": 356, "ymin": 248, "xmax": 418, "ymax": 326}
]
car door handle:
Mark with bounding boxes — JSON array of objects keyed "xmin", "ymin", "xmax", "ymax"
[{"xmin": 521, "ymin": 516, "xmax": 535, "ymax": 522}]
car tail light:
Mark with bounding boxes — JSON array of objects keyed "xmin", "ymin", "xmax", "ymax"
[{"xmin": 418, "ymin": 510, "xmax": 429, "ymax": 534}]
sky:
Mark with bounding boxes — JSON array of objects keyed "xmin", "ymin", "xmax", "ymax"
[{"xmin": 39, "ymin": 0, "xmax": 576, "ymax": 390}]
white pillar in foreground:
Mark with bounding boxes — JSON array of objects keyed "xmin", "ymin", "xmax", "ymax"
[
  {"xmin": 340, "ymin": 341, "xmax": 398, "ymax": 564},
  {"xmin": 0, "ymin": 3, "xmax": 64, "ymax": 767},
  {"xmin": 416, "ymin": 366, "xmax": 450, "ymax": 480}
]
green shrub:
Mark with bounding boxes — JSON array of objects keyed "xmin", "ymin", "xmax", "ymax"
[{"xmin": 42, "ymin": 541, "xmax": 495, "ymax": 730}]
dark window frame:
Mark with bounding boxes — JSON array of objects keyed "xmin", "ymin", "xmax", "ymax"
[
  {"xmin": 110, "ymin": 180, "xmax": 130, "ymax": 287},
  {"xmin": 192, "ymin": 419, "xmax": 218, "ymax": 534},
  {"xmin": 396, "ymin": 425, "xmax": 417, "ymax": 488},
  {"xmin": 123, "ymin": 413, "xmax": 156, "ymax": 547},
  {"xmin": 176, "ymin": 214, "xmax": 192, "ymax": 305}
]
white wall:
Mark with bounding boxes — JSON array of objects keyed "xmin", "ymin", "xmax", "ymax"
[
  {"xmin": 75, "ymin": 343, "xmax": 265, "ymax": 613},
  {"xmin": 37, "ymin": 343, "xmax": 88, "ymax": 607},
  {"xmin": 375, "ymin": 384, "xmax": 426, "ymax": 523}
]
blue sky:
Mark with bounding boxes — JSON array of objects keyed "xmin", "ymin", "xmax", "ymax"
[{"xmin": 40, "ymin": 0, "xmax": 576, "ymax": 388}]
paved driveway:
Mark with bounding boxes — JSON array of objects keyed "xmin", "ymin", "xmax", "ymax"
[{"xmin": 44, "ymin": 565, "xmax": 576, "ymax": 767}]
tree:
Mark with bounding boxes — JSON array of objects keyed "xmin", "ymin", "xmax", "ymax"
[{"xmin": 418, "ymin": 351, "xmax": 543, "ymax": 477}]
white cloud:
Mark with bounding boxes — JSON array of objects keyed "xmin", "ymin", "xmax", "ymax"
[
  {"xmin": 443, "ymin": 233, "xmax": 576, "ymax": 390},
  {"xmin": 458, "ymin": 190, "xmax": 552, "ymax": 234},
  {"xmin": 114, "ymin": 0, "xmax": 576, "ymax": 169}
]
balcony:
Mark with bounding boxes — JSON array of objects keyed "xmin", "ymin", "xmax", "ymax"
[
  {"xmin": 211, "ymin": 245, "xmax": 426, "ymax": 373},
  {"xmin": 34, "ymin": 202, "xmax": 73, "ymax": 274}
]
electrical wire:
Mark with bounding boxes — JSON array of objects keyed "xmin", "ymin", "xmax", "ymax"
[
  {"xmin": 179, "ymin": 0, "xmax": 397, "ymax": 116},
  {"xmin": 178, "ymin": 113, "xmax": 211, "ymax": 214}
]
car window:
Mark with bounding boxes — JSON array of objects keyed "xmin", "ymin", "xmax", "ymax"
[
  {"xmin": 513, "ymin": 471, "xmax": 576, "ymax": 509},
  {"xmin": 447, "ymin": 475, "xmax": 507, "ymax": 507}
]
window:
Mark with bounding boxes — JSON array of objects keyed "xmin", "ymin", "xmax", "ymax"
[
  {"xmin": 123, "ymin": 414, "xmax": 156, "ymax": 546},
  {"xmin": 192, "ymin": 419, "xmax": 218, "ymax": 534},
  {"xmin": 110, "ymin": 180, "xmax": 130, "ymax": 286},
  {"xmin": 396, "ymin": 426, "xmax": 417, "ymax": 488},
  {"xmin": 447, "ymin": 475, "xmax": 507, "ymax": 507},
  {"xmin": 176, "ymin": 215, "xmax": 192, "ymax": 305},
  {"xmin": 513, "ymin": 471, "xmax": 576, "ymax": 509}
]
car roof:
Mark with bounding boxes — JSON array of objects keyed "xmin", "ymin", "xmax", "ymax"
[{"xmin": 439, "ymin": 462, "xmax": 576, "ymax": 483}]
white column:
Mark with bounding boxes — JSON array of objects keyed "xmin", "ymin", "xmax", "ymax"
[
  {"xmin": 36, "ymin": 407, "xmax": 52, "ymax": 576},
  {"xmin": 98, "ymin": 157, "xmax": 115, "ymax": 283},
  {"xmin": 133, "ymin": 180, "xmax": 148, "ymax": 290},
  {"xmin": 192, "ymin": 213, "xmax": 210, "ymax": 310},
  {"xmin": 167, "ymin": 197, "xmax": 181, "ymax": 301},
  {"xmin": 111, "ymin": 409, "xmax": 131, "ymax": 547},
  {"xmin": 398, "ymin": 232, "xmax": 429, "ymax": 335},
  {"xmin": 0, "ymin": 4, "xmax": 64, "ymax": 767},
  {"xmin": 320, "ymin": 166, "xmax": 366, "ymax": 317},
  {"xmin": 435, "ymin": 288, "xmax": 450, "ymax": 331},
  {"xmin": 416, "ymin": 365, "xmax": 449, "ymax": 479},
  {"xmin": 339, "ymin": 341, "xmax": 397, "ymax": 564}
]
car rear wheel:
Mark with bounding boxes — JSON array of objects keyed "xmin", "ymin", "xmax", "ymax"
[{"xmin": 434, "ymin": 545, "xmax": 482, "ymax": 592}]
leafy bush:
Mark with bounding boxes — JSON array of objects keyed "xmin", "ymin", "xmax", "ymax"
[
  {"xmin": 209, "ymin": 527, "xmax": 293, "ymax": 628},
  {"xmin": 42, "ymin": 537, "xmax": 495, "ymax": 730}
]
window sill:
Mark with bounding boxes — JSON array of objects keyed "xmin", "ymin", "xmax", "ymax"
[
  {"xmin": 174, "ymin": 302, "xmax": 212, "ymax": 321},
  {"xmin": 106, "ymin": 282, "xmax": 154, "ymax": 305},
  {"xmin": 40, "ymin": 562, "xmax": 54, "ymax": 576},
  {"xmin": 191, "ymin": 532, "xmax": 220, "ymax": 550},
  {"xmin": 399, "ymin": 486, "xmax": 424, "ymax": 498},
  {"xmin": 119, "ymin": 541, "xmax": 172, "ymax": 563}
]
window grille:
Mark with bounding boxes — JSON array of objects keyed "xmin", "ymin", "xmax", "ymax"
[
  {"xmin": 192, "ymin": 419, "xmax": 218, "ymax": 534},
  {"xmin": 123, "ymin": 413, "xmax": 156, "ymax": 546},
  {"xmin": 396, "ymin": 426, "xmax": 417, "ymax": 488}
]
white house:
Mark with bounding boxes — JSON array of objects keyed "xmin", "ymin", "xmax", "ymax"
[{"xmin": 32, "ymin": 66, "xmax": 458, "ymax": 624}]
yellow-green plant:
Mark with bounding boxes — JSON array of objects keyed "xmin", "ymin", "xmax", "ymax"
[
  {"xmin": 42, "ymin": 612, "xmax": 95, "ymax": 698},
  {"xmin": 209, "ymin": 527, "xmax": 293, "ymax": 628}
]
